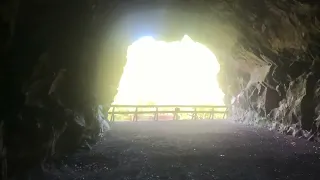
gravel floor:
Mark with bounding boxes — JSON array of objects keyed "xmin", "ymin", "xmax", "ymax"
[{"xmin": 39, "ymin": 120, "xmax": 320, "ymax": 180}]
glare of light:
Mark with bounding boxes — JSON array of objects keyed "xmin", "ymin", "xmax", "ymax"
[{"xmin": 112, "ymin": 35, "xmax": 225, "ymax": 105}]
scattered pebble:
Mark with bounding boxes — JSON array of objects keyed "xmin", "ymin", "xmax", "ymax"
[{"xmin": 43, "ymin": 121, "xmax": 320, "ymax": 179}]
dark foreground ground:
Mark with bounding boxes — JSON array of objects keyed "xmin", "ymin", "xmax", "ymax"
[{"xmin": 38, "ymin": 120, "xmax": 320, "ymax": 180}]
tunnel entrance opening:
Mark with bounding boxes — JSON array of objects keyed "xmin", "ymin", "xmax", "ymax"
[
  {"xmin": 109, "ymin": 35, "xmax": 225, "ymax": 121},
  {"xmin": 113, "ymin": 35, "xmax": 224, "ymax": 105}
]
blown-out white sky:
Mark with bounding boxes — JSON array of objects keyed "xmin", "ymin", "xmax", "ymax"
[{"xmin": 113, "ymin": 35, "xmax": 224, "ymax": 105}]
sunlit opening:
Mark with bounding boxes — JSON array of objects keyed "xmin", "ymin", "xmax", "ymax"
[{"xmin": 113, "ymin": 35, "xmax": 224, "ymax": 106}]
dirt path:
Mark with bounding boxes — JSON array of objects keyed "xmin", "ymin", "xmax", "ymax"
[{"xmin": 41, "ymin": 120, "xmax": 320, "ymax": 180}]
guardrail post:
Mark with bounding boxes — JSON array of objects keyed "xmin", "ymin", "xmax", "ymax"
[
  {"xmin": 134, "ymin": 107, "xmax": 138, "ymax": 122},
  {"xmin": 192, "ymin": 108, "xmax": 198, "ymax": 120},
  {"xmin": 195, "ymin": 108, "xmax": 198, "ymax": 120},
  {"xmin": 210, "ymin": 107, "xmax": 215, "ymax": 120},
  {"xmin": 111, "ymin": 107, "xmax": 115, "ymax": 122},
  {"xmin": 174, "ymin": 107, "xmax": 180, "ymax": 120},
  {"xmin": 154, "ymin": 107, "xmax": 158, "ymax": 121}
]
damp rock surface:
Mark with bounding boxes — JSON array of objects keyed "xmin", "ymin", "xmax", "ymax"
[
  {"xmin": 2, "ymin": 0, "xmax": 320, "ymax": 177},
  {"xmin": 40, "ymin": 120, "xmax": 320, "ymax": 180}
]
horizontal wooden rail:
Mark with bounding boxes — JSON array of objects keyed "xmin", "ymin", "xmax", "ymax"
[
  {"xmin": 110, "ymin": 104, "xmax": 226, "ymax": 108},
  {"xmin": 110, "ymin": 111, "xmax": 226, "ymax": 114},
  {"xmin": 107, "ymin": 105, "xmax": 228, "ymax": 122}
]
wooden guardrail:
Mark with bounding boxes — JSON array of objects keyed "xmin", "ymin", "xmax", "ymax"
[{"xmin": 108, "ymin": 105, "xmax": 228, "ymax": 122}]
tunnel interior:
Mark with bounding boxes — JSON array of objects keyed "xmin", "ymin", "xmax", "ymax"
[{"xmin": 1, "ymin": 0, "xmax": 320, "ymax": 178}]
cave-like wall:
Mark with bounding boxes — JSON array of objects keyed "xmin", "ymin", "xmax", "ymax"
[
  {"xmin": 0, "ymin": 0, "xmax": 112, "ymax": 178},
  {"xmin": 1, "ymin": 0, "xmax": 320, "ymax": 178},
  {"xmin": 222, "ymin": 0, "xmax": 320, "ymax": 142}
]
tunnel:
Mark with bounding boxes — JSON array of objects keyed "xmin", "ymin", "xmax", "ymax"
[{"xmin": 1, "ymin": 0, "xmax": 320, "ymax": 179}]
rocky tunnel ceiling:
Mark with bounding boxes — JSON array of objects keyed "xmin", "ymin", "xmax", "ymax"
[
  {"xmin": 96, "ymin": 2, "xmax": 247, "ymax": 102},
  {"xmin": 1, "ymin": 0, "xmax": 320, "ymax": 178}
]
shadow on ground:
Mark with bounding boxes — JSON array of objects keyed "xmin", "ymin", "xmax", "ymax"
[{"xmin": 25, "ymin": 120, "xmax": 320, "ymax": 180}]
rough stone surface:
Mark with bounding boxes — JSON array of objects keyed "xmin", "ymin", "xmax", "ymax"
[
  {"xmin": 1, "ymin": 0, "xmax": 320, "ymax": 178},
  {"xmin": 31, "ymin": 121, "xmax": 320, "ymax": 180}
]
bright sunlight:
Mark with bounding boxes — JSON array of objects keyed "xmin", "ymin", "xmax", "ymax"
[{"xmin": 112, "ymin": 35, "xmax": 225, "ymax": 105}]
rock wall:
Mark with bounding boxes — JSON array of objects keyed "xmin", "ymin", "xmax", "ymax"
[
  {"xmin": 223, "ymin": 0, "xmax": 320, "ymax": 142},
  {"xmin": 0, "ymin": 0, "xmax": 112, "ymax": 178},
  {"xmin": 1, "ymin": 0, "xmax": 320, "ymax": 178},
  {"xmin": 230, "ymin": 67, "xmax": 320, "ymax": 141}
]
